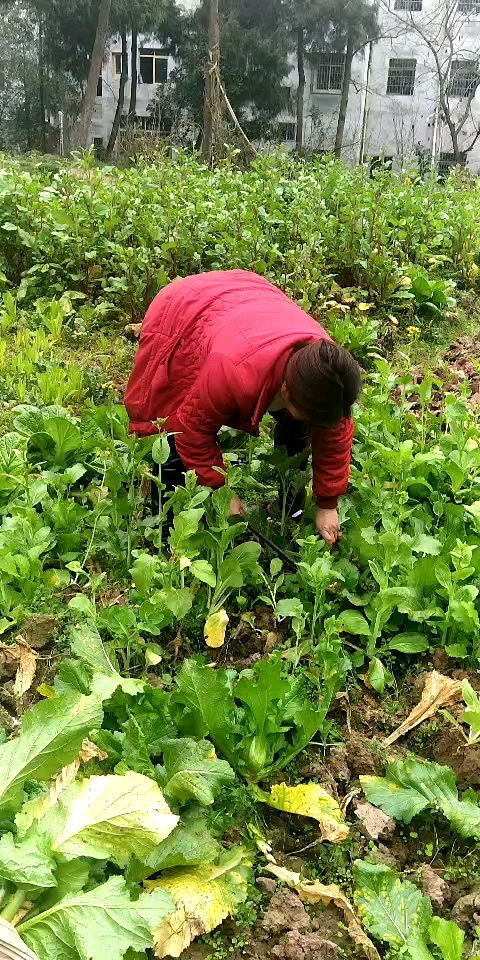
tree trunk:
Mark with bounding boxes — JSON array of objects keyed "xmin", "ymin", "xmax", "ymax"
[
  {"xmin": 296, "ymin": 26, "xmax": 305, "ymax": 152},
  {"xmin": 128, "ymin": 25, "xmax": 138, "ymax": 122},
  {"xmin": 106, "ymin": 31, "xmax": 128, "ymax": 158},
  {"xmin": 201, "ymin": 0, "xmax": 221, "ymax": 164},
  {"xmin": 334, "ymin": 29, "xmax": 354, "ymax": 159},
  {"xmin": 38, "ymin": 12, "xmax": 46, "ymax": 152},
  {"xmin": 73, "ymin": 0, "xmax": 112, "ymax": 149}
]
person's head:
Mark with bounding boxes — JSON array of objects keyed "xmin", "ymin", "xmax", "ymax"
[{"xmin": 281, "ymin": 340, "xmax": 362, "ymax": 427}]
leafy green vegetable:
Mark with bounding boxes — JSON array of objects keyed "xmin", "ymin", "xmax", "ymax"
[
  {"xmin": 0, "ymin": 833, "xmax": 56, "ymax": 893},
  {"xmin": 170, "ymin": 657, "xmax": 333, "ymax": 782},
  {"xmin": 19, "ymin": 877, "xmax": 175, "ymax": 960},
  {"xmin": 461, "ymin": 679, "xmax": 480, "ymax": 744},
  {"xmin": 361, "ymin": 757, "xmax": 480, "ymax": 837},
  {"xmin": 0, "ymin": 693, "xmax": 102, "ymax": 815},
  {"xmin": 70, "ymin": 624, "xmax": 144, "ymax": 698},
  {"xmin": 353, "ymin": 861, "xmax": 464, "ymax": 960},
  {"xmin": 354, "ymin": 860, "xmax": 432, "ymax": 949},
  {"xmin": 127, "ymin": 811, "xmax": 221, "ymax": 882},
  {"xmin": 158, "ymin": 739, "xmax": 235, "ymax": 807},
  {"xmin": 34, "ymin": 772, "xmax": 179, "ymax": 864}
]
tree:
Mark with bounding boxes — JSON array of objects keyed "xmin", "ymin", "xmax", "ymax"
[
  {"xmin": 106, "ymin": 30, "xmax": 128, "ymax": 157},
  {"xmin": 201, "ymin": 0, "xmax": 221, "ymax": 162},
  {"xmin": 284, "ymin": 0, "xmax": 379, "ymax": 154},
  {"xmin": 73, "ymin": 0, "xmax": 113, "ymax": 149},
  {"xmin": 169, "ymin": 0, "xmax": 290, "ymax": 144},
  {"xmin": 124, "ymin": 0, "xmax": 180, "ymax": 125},
  {"xmin": 329, "ymin": 0, "xmax": 379, "ymax": 158},
  {"xmin": 382, "ymin": 0, "xmax": 480, "ymax": 165}
]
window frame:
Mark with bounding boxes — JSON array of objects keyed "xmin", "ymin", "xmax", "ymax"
[
  {"xmin": 457, "ymin": 0, "xmax": 480, "ymax": 15},
  {"xmin": 394, "ymin": 0, "xmax": 423, "ymax": 9},
  {"xmin": 96, "ymin": 76, "xmax": 103, "ymax": 98},
  {"xmin": 279, "ymin": 121, "xmax": 297, "ymax": 142},
  {"xmin": 139, "ymin": 48, "xmax": 169, "ymax": 85},
  {"xmin": 386, "ymin": 58, "xmax": 417, "ymax": 95},
  {"xmin": 448, "ymin": 59, "xmax": 479, "ymax": 98},
  {"xmin": 313, "ymin": 52, "xmax": 347, "ymax": 93},
  {"xmin": 113, "ymin": 52, "xmax": 128, "ymax": 79}
]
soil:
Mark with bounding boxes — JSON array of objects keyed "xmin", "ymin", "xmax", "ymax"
[
  {"xmin": 395, "ymin": 331, "xmax": 480, "ymax": 413},
  {"xmin": 203, "ymin": 659, "xmax": 480, "ymax": 960}
]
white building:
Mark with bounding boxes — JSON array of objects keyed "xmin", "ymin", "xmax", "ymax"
[{"xmin": 91, "ymin": 0, "xmax": 480, "ymax": 171}]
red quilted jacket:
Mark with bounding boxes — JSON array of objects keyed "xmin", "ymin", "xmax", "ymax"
[{"xmin": 125, "ymin": 270, "xmax": 354, "ymax": 509}]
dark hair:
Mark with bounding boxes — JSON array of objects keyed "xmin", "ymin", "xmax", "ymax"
[{"xmin": 284, "ymin": 340, "xmax": 362, "ymax": 427}]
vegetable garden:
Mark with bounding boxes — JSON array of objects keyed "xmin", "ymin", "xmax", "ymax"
[{"xmin": 0, "ymin": 150, "xmax": 480, "ymax": 960}]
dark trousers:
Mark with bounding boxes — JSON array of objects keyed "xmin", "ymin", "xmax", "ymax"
[
  {"xmin": 152, "ymin": 413, "xmax": 310, "ymax": 514},
  {"xmin": 271, "ymin": 410, "xmax": 309, "ymax": 516}
]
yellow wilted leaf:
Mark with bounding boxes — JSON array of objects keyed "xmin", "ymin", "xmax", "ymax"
[
  {"xmin": 357, "ymin": 303, "xmax": 375, "ymax": 311},
  {"xmin": 261, "ymin": 782, "xmax": 349, "ymax": 843},
  {"xmin": 396, "ymin": 275, "xmax": 412, "ymax": 287},
  {"xmin": 266, "ymin": 865, "xmax": 380, "ymax": 960},
  {"xmin": 149, "ymin": 849, "xmax": 251, "ymax": 958},
  {"xmin": 16, "ymin": 739, "xmax": 108, "ymax": 835},
  {"xmin": 205, "ymin": 609, "xmax": 229, "ymax": 648}
]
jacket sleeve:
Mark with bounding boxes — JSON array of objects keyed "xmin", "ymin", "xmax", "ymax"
[
  {"xmin": 167, "ymin": 353, "xmax": 244, "ymax": 489},
  {"xmin": 311, "ymin": 417, "xmax": 355, "ymax": 509}
]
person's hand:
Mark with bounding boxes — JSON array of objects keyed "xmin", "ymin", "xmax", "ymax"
[
  {"xmin": 229, "ymin": 494, "xmax": 246, "ymax": 518},
  {"xmin": 316, "ymin": 507, "xmax": 341, "ymax": 548}
]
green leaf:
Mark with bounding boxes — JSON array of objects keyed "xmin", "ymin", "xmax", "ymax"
[
  {"xmin": 362, "ymin": 757, "xmax": 480, "ymax": 836},
  {"xmin": 386, "ymin": 633, "xmax": 429, "ymax": 653},
  {"xmin": 336, "ymin": 610, "xmax": 371, "ymax": 636},
  {"xmin": 160, "ymin": 738, "xmax": 235, "ymax": 807},
  {"xmin": 36, "ymin": 860, "xmax": 90, "ymax": 912},
  {"xmin": 353, "ymin": 860, "xmax": 432, "ymax": 948},
  {"xmin": 190, "ymin": 560, "xmax": 216, "ymax": 588},
  {"xmin": 40, "ymin": 771, "xmax": 179, "ymax": 864},
  {"xmin": 19, "ymin": 877, "xmax": 175, "ymax": 960},
  {"xmin": 70, "ymin": 624, "xmax": 144, "ymax": 698},
  {"xmin": 127, "ymin": 811, "xmax": 221, "ymax": 882},
  {"xmin": 368, "ymin": 657, "xmax": 386, "ymax": 693},
  {"xmin": 0, "ymin": 833, "xmax": 56, "ymax": 893},
  {"xmin": 152, "ymin": 435, "xmax": 171, "ymax": 466},
  {"xmin": 461, "ymin": 679, "xmax": 480, "ymax": 742},
  {"xmin": 428, "ymin": 917, "xmax": 464, "ymax": 960},
  {"xmin": 0, "ymin": 693, "xmax": 102, "ymax": 815},
  {"xmin": 270, "ymin": 558, "xmax": 283, "ymax": 578},
  {"xmin": 171, "ymin": 660, "xmax": 238, "ymax": 766}
]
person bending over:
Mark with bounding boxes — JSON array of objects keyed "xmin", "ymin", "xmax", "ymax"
[{"xmin": 125, "ymin": 270, "xmax": 362, "ymax": 547}]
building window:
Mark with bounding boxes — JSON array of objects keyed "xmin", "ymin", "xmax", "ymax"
[
  {"xmin": 458, "ymin": 0, "xmax": 480, "ymax": 13},
  {"xmin": 394, "ymin": 0, "xmax": 422, "ymax": 9},
  {"xmin": 139, "ymin": 49, "xmax": 169, "ymax": 84},
  {"xmin": 113, "ymin": 52, "xmax": 128, "ymax": 78},
  {"xmin": 386, "ymin": 58, "xmax": 416, "ymax": 95},
  {"xmin": 438, "ymin": 151, "xmax": 467, "ymax": 175},
  {"xmin": 315, "ymin": 53, "xmax": 346, "ymax": 92},
  {"xmin": 448, "ymin": 59, "xmax": 479, "ymax": 96},
  {"xmin": 279, "ymin": 122, "xmax": 296, "ymax": 142},
  {"xmin": 96, "ymin": 76, "xmax": 103, "ymax": 97}
]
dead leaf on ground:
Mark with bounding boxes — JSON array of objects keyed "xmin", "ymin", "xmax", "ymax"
[
  {"xmin": 260, "ymin": 783, "xmax": 349, "ymax": 843},
  {"xmin": 266, "ymin": 864, "xmax": 380, "ymax": 960},
  {"xmin": 0, "ymin": 917, "xmax": 39, "ymax": 960},
  {"xmin": 0, "ymin": 638, "xmax": 38, "ymax": 698},
  {"xmin": 354, "ymin": 801, "xmax": 395, "ymax": 841},
  {"xmin": 384, "ymin": 670, "xmax": 463, "ymax": 747},
  {"xmin": 13, "ymin": 638, "xmax": 37, "ymax": 698}
]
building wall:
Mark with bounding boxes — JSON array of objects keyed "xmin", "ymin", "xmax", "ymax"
[{"xmin": 91, "ymin": 0, "xmax": 480, "ymax": 170}]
